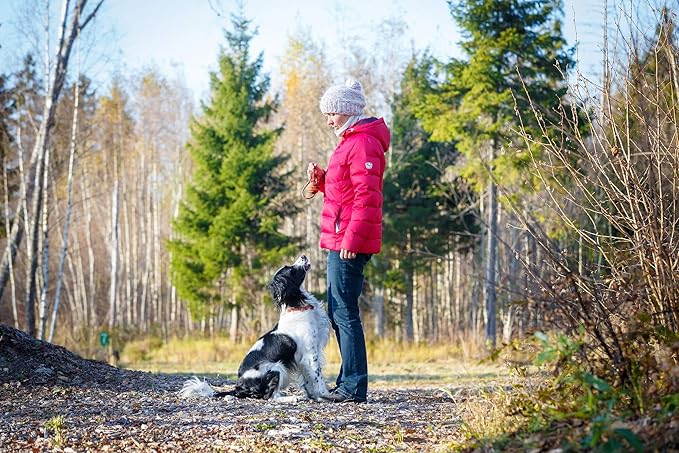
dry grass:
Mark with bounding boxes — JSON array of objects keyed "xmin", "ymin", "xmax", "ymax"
[
  {"xmin": 446, "ymin": 380, "xmax": 531, "ymax": 450},
  {"xmin": 120, "ymin": 334, "xmax": 505, "ymax": 386}
]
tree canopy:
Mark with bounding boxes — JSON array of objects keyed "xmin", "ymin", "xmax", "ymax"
[{"xmin": 415, "ymin": 0, "xmax": 573, "ymax": 188}]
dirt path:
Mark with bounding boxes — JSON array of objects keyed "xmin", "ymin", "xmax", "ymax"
[{"xmin": 0, "ymin": 325, "xmax": 467, "ymax": 452}]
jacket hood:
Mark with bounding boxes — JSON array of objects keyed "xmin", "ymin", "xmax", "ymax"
[{"xmin": 343, "ymin": 117, "xmax": 390, "ymax": 152}]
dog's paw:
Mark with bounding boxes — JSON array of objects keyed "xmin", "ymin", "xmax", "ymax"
[{"xmin": 272, "ymin": 394, "xmax": 302, "ymax": 403}]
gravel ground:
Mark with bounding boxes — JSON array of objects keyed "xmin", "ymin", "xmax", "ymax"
[
  {"xmin": 0, "ymin": 324, "xmax": 465, "ymax": 452},
  {"xmin": 1, "ymin": 379, "xmax": 464, "ymax": 452}
]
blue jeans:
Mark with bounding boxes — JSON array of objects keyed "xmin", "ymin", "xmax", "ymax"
[{"xmin": 326, "ymin": 251, "xmax": 371, "ymax": 401}]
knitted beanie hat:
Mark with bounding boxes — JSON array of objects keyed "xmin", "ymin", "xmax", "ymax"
[{"xmin": 319, "ymin": 78, "xmax": 366, "ymax": 115}]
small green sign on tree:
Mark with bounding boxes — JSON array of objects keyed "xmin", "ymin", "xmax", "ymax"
[
  {"xmin": 99, "ymin": 331, "xmax": 109, "ymax": 347},
  {"xmin": 169, "ymin": 12, "xmax": 297, "ymax": 325}
]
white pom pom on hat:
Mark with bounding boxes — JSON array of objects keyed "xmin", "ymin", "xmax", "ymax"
[
  {"xmin": 344, "ymin": 78, "xmax": 362, "ymax": 91},
  {"xmin": 319, "ymin": 78, "xmax": 366, "ymax": 115}
]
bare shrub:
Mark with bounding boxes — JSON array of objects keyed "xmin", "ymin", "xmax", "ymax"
[{"xmin": 511, "ymin": 5, "xmax": 679, "ymax": 410}]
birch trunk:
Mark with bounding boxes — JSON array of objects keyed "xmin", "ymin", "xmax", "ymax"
[
  {"xmin": 140, "ymin": 229, "xmax": 151, "ymax": 330},
  {"xmin": 48, "ymin": 57, "xmax": 80, "ymax": 343},
  {"xmin": 453, "ymin": 252, "xmax": 461, "ymax": 333},
  {"xmin": 430, "ymin": 263, "xmax": 438, "ymax": 341},
  {"xmin": 128, "ymin": 170, "xmax": 143, "ymax": 326},
  {"xmin": 37, "ymin": 141, "xmax": 52, "ymax": 339},
  {"xmin": 62, "ymin": 246, "xmax": 80, "ymax": 324},
  {"xmin": 152, "ymin": 155, "xmax": 162, "ymax": 331},
  {"xmin": 403, "ymin": 266, "xmax": 414, "ymax": 342},
  {"xmin": 109, "ymin": 179, "xmax": 119, "ymax": 330},
  {"xmin": 503, "ymin": 224, "xmax": 519, "ymax": 344},
  {"xmin": 131, "ymin": 179, "xmax": 140, "ymax": 325},
  {"xmin": 484, "ymin": 143, "xmax": 498, "ymax": 350},
  {"xmin": 71, "ymin": 233, "xmax": 88, "ymax": 325},
  {"xmin": 373, "ymin": 285, "xmax": 385, "ymax": 338},
  {"xmin": 122, "ymin": 173, "xmax": 132, "ymax": 325},
  {"xmin": 2, "ymin": 152, "xmax": 19, "ymax": 327},
  {"xmin": 169, "ymin": 181, "xmax": 182, "ymax": 327},
  {"xmin": 23, "ymin": 136, "xmax": 47, "ymax": 337},
  {"xmin": 442, "ymin": 255, "xmax": 452, "ymax": 340},
  {"xmin": 35, "ymin": 0, "xmax": 52, "ymax": 340},
  {"xmin": 139, "ymin": 153, "xmax": 149, "ymax": 330},
  {"xmin": 413, "ymin": 268, "xmax": 421, "ymax": 342},
  {"xmin": 229, "ymin": 304, "xmax": 239, "ymax": 342},
  {"xmin": 80, "ymin": 178, "xmax": 96, "ymax": 326},
  {"xmin": 0, "ymin": 128, "xmax": 31, "ymax": 315}
]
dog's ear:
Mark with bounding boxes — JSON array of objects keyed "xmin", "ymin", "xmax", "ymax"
[
  {"xmin": 267, "ymin": 278, "xmax": 284, "ymax": 304},
  {"xmin": 262, "ymin": 370, "xmax": 280, "ymax": 399}
]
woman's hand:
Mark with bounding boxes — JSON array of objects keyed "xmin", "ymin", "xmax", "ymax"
[
  {"xmin": 305, "ymin": 162, "xmax": 325, "ymax": 195},
  {"xmin": 307, "ymin": 162, "xmax": 324, "ymax": 181},
  {"xmin": 340, "ymin": 249, "xmax": 357, "ymax": 260}
]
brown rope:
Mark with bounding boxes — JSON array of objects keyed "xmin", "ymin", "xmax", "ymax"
[{"xmin": 302, "ymin": 176, "xmax": 318, "ymax": 199}]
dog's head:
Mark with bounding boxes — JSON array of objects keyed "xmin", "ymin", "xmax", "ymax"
[
  {"xmin": 232, "ymin": 370, "xmax": 280, "ymax": 399},
  {"xmin": 267, "ymin": 255, "xmax": 311, "ymax": 309}
]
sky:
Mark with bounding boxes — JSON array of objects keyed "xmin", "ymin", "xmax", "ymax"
[{"xmin": 0, "ymin": 0, "xmax": 608, "ymax": 104}]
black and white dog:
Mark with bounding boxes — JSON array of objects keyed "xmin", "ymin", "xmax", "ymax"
[{"xmin": 179, "ymin": 255, "xmax": 330, "ymax": 402}]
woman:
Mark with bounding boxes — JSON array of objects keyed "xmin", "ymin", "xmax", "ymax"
[{"xmin": 307, "ymin": 78, "xmax": 390, "ymax": 403}]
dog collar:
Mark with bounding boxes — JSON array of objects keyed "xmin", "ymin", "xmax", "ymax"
[{"xmin": 286, "ymin": 304, "xmax": 314, "ymax": 312}]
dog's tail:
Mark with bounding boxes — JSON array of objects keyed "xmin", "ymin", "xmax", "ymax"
[{"xmin": 178, "ymin": 376, "xmax": 235, "ymax": 399}]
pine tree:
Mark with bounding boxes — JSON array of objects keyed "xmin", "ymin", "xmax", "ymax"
[
  {"xmin": 414, "ymin": 0, "xmax": 573, "ymax": 348},
  {"xmin": 170, "ymin": 13, "xmax": 296, "ymax": 320}
]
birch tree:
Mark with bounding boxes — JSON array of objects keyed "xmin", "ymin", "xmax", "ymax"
[
  {"xmin": 93, "ymin": 80, "xmax": 131, "ymax": 331},
  {"xmin": 129, "ymin": 69, "xmax": 192, "ymax": 331},
  {"xmin": 48, "ymin": 69, "xmax": 80, "ymax": 342},
  {"xmin": 0, "ymin": 74, "xmax": 18, "ymax": 327},
  {"xmin": 0, "ymin": 0, "xmax": 103, "ymax": 336}
]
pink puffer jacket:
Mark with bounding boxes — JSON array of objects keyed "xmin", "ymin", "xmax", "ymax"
[{"xmin": 316, "ymin": 117, "xmax": 390, "ymax": 254}]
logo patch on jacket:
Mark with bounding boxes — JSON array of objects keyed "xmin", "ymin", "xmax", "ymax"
[{"xmin": 365, "ymin": 162, "xmax": 373, "ymax": 170}]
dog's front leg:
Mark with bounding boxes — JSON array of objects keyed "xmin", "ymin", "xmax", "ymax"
[{"xmin": 300, "ymin": 352, "xmax": 330, "ymax": 401}]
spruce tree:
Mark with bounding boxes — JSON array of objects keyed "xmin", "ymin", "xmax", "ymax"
[
  {"xmin": 413, "ymin": 0, "xmax": 573, "ymax": 348},
  {"xmin": 170, "ymin": 14, "xmax": 296, "ymax": 318}
]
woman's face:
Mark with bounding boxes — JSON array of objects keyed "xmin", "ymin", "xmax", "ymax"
[{"xmin": 325, "ymin": 112, "xmax": 350, "ymax": 132}]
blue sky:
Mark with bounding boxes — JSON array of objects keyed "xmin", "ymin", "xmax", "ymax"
[{"xmin": 0, "ymin": 0, "xmax": 606, "ymax": 103}]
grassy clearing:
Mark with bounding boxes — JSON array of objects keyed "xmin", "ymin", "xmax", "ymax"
[{"xmin": 120, "ymin": 335, "xmax": 507, "ymax": 386}]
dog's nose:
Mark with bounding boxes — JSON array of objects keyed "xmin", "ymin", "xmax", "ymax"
[{"xmin": 300, "ymin": 255, "xmax": 308, "ymax": 262}]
